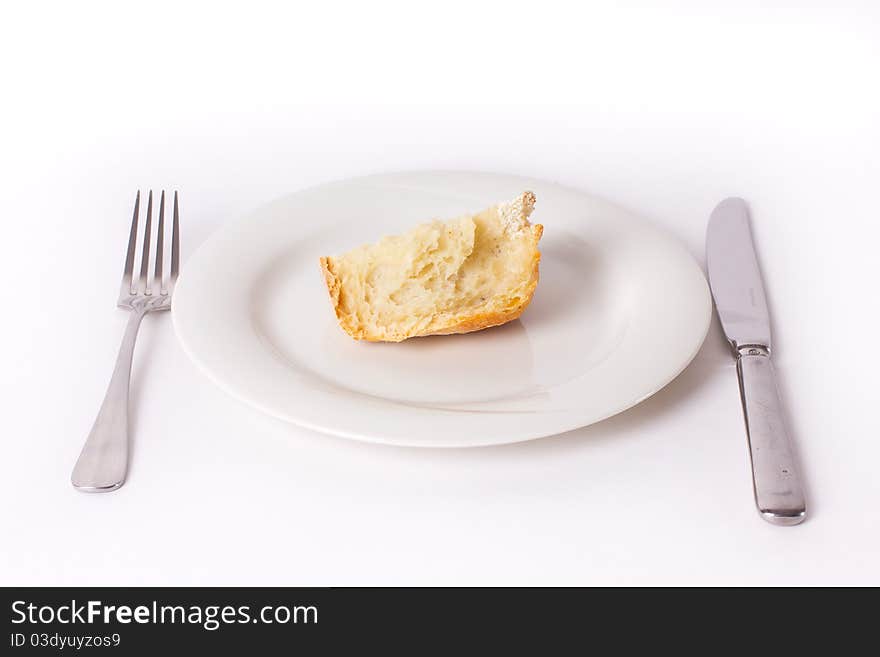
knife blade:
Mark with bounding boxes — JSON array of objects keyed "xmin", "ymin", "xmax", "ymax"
[{"xmin": 706, "ymin": 198, "xmax": 806, "ymax": 526}]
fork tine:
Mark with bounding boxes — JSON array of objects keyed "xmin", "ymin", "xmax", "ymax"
[
  {"xmin": 139, "ymin": 190, "xmax": 153, "ymax": 294},
  {"xmin": 123, "ymin": 191, "xmax": 140, "ymax": 294},
  {"xmin": 155, "ymin": 190, "xmax": 166, "ymax": 294},
  {"xmin": 170, "ymin": 191, "xmax": 180, "ymax": 284}
]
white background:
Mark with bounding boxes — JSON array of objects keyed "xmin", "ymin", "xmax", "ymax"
[{"xmin": 2, "ymin": 0, "xmax": 878, "ymax": 585}]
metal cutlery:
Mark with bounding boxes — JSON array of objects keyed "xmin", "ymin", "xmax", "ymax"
[
  {"xmin": 706, "ymin": 198, "xmax": 806, "ymax": 525},
  {"xmin": 71, "ymin": 190, "xmax": 180, "ymax": 492}
]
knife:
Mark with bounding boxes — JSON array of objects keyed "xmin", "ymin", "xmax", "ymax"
[{"xmin": 706, "ymin": 198, "xmax": 806, "ymax": 526}]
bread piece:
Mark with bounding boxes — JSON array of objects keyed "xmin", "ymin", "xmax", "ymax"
[{"xmin": 320, "ymin": 191, "xmax": 542, "ymax": 342}]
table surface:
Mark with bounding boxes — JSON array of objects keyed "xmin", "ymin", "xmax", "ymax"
[{"xmin": 2, "ymin": 1, "xmax": 878, "ymax": 586}]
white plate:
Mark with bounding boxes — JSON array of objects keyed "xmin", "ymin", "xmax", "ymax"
[{"xmin": 173, "ymin": 172, "xmax": 711, "ymax": 447}]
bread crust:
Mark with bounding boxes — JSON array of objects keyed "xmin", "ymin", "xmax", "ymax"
[
  {"xmin": 319, "ymin": 255, "xmax": 367, "ymax": 340},
  {"xmin": 319, "ymin": 195, "xmax": 543, "ymax": 342}
]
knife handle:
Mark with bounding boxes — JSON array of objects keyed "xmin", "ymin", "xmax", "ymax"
[{"xmin": 735, "ymin": 348, "xmax": 806, "ymax": 525}]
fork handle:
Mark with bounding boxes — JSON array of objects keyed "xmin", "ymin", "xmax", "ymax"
[{"xmin": 72, "ymin": 309, "xmax": 145, "ymax": 492}]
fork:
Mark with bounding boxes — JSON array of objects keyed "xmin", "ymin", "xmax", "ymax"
[{"xmin": 71, "ymin": 190, "xmax": 180, "ymax": 492}]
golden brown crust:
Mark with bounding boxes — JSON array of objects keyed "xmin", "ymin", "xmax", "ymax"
[
  {"xmin": 318, "ymin": 194, "xmax": 543, "ymax": 342},
  {"xmin": 319, "ymin": 256, "xmax": 339, "ymax": 306},
  {"xmin": 320, "ymin": 256, "xmax": 364, "ymax": 340}
]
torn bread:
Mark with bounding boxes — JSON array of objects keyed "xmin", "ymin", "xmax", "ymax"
[{"xmin": 320, "ymin": 191, "xmax": 542, "ymax": 342}]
